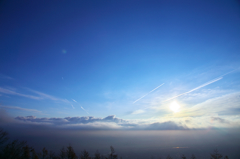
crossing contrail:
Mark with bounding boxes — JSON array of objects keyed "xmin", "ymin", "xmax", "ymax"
[
  {"xmin": 164, "ymin": 69, "xmax": 238, "ymax": 102},
  {"xmin": 165, "ymin": 77, "xmax": 222, "ymax": 102},
  {"xmin": 133, "ymin": 83, "xmax": 164, "ymax": 104}
]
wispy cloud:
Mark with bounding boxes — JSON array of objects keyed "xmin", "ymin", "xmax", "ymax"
[
  {"xmin": 0, "ymin": 105, "xmax": 41, "ymax": 112},
  {"xmin": 165, "ymin": 77, "xmax": 223, "ymax": 102},
  {"xmin": 0, "ymin": 87, "xmax": 74, "ymax": 108},
  {"xmin": 133, "ymin": 83, "xmax": 164, "ymax": 103},
  {"xmin": 131, "ymin": 109, "xmax": 145, "ymax": 115},
  {"xmin": 177, "ymin": 92, "xmax": 240, "ymax": 118},
  {"xmin": 0, "ymin": 87, "xmax": 42, "ymax": 100},
  {"xmin": 26, "ymin": 88, "xmax": 69, "ymax": 103}
]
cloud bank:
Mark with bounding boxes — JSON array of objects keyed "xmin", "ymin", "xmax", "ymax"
[{"xmin": 13, "ymin": 114, "xmax": 187, "ymax": 130}]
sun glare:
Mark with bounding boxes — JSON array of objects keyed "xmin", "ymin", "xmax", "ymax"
[{"xmin": 170, "ymin": 101, "xmax": 180, "ymax": 113}]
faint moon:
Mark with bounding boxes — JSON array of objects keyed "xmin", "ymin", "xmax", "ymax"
[
  {"xmin": 169, "ymin": 101, "xmax": 180, "ymax": 113},
  {"xmin": 62, "ymin": 49, "xmax": 67, "ymax": 54}
]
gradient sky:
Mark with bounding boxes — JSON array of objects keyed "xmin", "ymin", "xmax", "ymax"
[{"xmin": 1, "ymin": 0, "xmax": 240, "ymax": 131}]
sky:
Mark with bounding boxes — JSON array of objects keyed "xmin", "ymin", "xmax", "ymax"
[{"xmin": 0, "ymin": 0, "xmax": 240, "ymax": 158}]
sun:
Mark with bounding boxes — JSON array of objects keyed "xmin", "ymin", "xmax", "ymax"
[{"xmin": 169, "ymin": 101, "xmax": 180, "ymax": 113}]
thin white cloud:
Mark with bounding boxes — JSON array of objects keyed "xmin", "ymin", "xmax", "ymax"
[
  {"xmin": 0, "ymin": 87, "xmax": 74, "ymax": 108},
  {"xmin": 0, "ymin": 87, "xmax": 70, "ymax": 103},
  {"xmin": 131, "ymin": 109, "xmax": 145, "ymax": 115},
  {"xmin": 0, "ymin": 105, "xmax": 41, "ymax": 112},
  {"xmin": 0, "ymin": 87, "xmax": 42, "ymax": 100},
  {"xmin": 26, "ymin": 89, "xmax": 69, "ymax": 103},
  {"xmin": 165, "ymin": 77, "xmax": 223, "ymax": 102},
  {"xmin": 72, "ymin": 99, "xmax": 77, "ymax": 103},
  {"xmin": 133, "ymin": 83, "xmax": 164, "ymax": 103},
  {"xmin": 178, "ymin": 92, "xmax": 240, "ymax": 118}
]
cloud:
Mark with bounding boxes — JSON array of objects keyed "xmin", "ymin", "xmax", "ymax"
[
  {"xmin": 133, "ymin": 83, "xmax": 164, "ymax": 103},
  {"xmin": 131, "ymin": 109, "xmax": 145, "ymax": 115},
  {"xmin": 182, "ymin": 92, "xmax": 240, "ymax": 117},
  {"xmin": 26, "ymin": 88, "xmax": 69, "ymax": 103},
  {"xmin": 13, "ymin": 114, "xmax": 188, "ymax": 130},
  {"xmin": 185, "ymin": 120, "xmax": 191, "ymax": 123},
  {"xmin": 0, "ymin": 87, "xmax": 71, "ymax": 108},
  {"xmin": 15, "ymin": 116, "xmax": 68, "ymax": 124},
  {"xmin": 211, "ymin": 117, "xmax": 229, "ymax": 124},
  {"xmin": 15, "ymin": 115, "xmax": 125, "ymax": 125},
  {"xmin": 218, "ymin": 108, "xmax": 240, "ymax": 116},
  {"xmin": 0, "ymin": 105, "xmax": 41, "ymax": 113},
  {"xmin": 145, "ymin": 121, "xmax": 187, "ymax": 130},
  {"xmin": 0, "ymin": 87, "xmax": 42, "ymax": 100}
]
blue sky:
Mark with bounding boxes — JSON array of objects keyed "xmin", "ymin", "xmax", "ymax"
[{"xmin": 1, "ymin": 0, "xmax": 240, "ymax": 130}]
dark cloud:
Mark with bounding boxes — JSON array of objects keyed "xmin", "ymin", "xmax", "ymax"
[
  {"xmin": 211, "ymin": 117, "xmax": 229, "ymax": 124},
  {"xmin": 185, "ymin": 120, "xmax": 191, "ymax": 123},
  {"xmin": 15, "ymin": 115, "xmax": 126, "ymax": 126},
  {"xmin": 15, "ymin": 116, "xmax": 68, "ymax": 124},
  {"xmin": 103, "ymin": 115, "xmax": 125, "ymax": 123},
  {"xmin": 145, "ymin": 121, "xmax": 187, "ymax": 130},
  {"xmin": 14, "ymin": 114, "xmax": 188, "ymax": 130}
]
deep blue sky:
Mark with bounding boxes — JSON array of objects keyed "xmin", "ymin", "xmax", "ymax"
[{"xmin": 0, "ymin": 0, "xmax": 240, "ymax": 129}]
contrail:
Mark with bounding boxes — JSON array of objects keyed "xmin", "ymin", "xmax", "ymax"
[
  {"xmin": 71, "ymin": 104, "xmax": 75, "ymax": 109},
  {"xmin": 133, "ymin": 83, "xmax": 164, "ymax": 104},
  {"xmin": 72, "ymin": 99, "xmax": 89, "ymax": 114},
  {"xmin": 164, "ymin": 68, "xmax": 238, "ymax": 102},
  {"xmin": 72, "ymin": 99, "xmax": 77, "ymax": 103},
  {"xmin": 165, "ymin": 77, "xmax": 223, "ymax": 102},
  {"xmin": 80, "ymin": 106, "xmax": 89, "ymax": 114}
]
